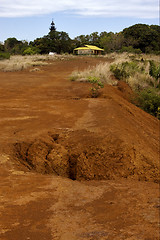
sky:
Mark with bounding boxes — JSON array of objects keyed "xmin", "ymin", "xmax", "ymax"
[{"xmin": 0, "ymin": 0, "xmax": 159, "ymax": 43}]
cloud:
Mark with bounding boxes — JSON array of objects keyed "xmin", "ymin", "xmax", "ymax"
[{"xmin": 0, "ymin": 0, "xmax": 158, "ymax": 18}]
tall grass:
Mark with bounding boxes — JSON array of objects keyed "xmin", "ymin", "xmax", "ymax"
[
  {"xmin": 70, "ymin": 53, "xmax": 133, "ymax": 85},
  {"xmin": 70, "ymin": 62, "xmax": 117, "ymax": 86},
  {"xmin": 0, "ymin": 54, "xmax": 75, "ymax": 72},
  {"xmin": 70, "ymin": 53, "xmax": 160, "ymax": 90},
  {"xmin": 69, "ymin": 52, "xmax": 160, "ymax": 118}
]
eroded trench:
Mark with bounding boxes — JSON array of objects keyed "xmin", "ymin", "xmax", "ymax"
[
  {"xmin": 13, "ymin": 131, "xmax": 78, "ymax": 180},
  {"xmin": 12, "ymin": 129, "xmax": 159, "ymax": 182}
]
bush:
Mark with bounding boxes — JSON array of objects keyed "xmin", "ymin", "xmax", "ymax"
[
  {"xmin": 87, "ymin": 76, "xmax": 104, "ymax": 98},
  {"xmin": 69, "ymin": 74, "xmax": 79, "ymax": 81},
  {"xmin": 23, "ymin": 47, "xmax": 39, "ymax": 55},
  {"xmin": 120, "ymin": 46, "xmax": 142, "ymax": 54},
  {"xmin": 149, "ymin": 60, "xmax": 160, "ymax": 88},
  {"xmin": 110, "ymin": 63, "xmax": 129, "ymax": 80},
  {"xmin": 137, "ymin": 89, "xmax": 160, "ymax": 118},
  {"xmin": 0, "ymin": 52, "xmax": 10, "ymax": 60},
  {"xmin": 110, "ymin": 58, "xmax": 160, "ymax": 118},
  {"xmin": 110, "ymin": 61, "xmax": 139, "ymax": 80}
]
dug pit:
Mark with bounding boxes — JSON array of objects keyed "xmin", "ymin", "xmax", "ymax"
[{"xmin": 12, "ymin": 129, "xmax": 159, "ymax": 182}]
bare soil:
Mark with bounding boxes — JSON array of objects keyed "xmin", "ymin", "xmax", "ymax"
[{"xmin": 0, "ymin": 57, "xmax": 159, "ymax": 240}]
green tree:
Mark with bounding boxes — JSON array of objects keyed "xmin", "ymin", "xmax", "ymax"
[
  {"xmin": 31, "ymin": 21, "xmax": 72, "ymax": 54},
  {"xmin": 99, "ymin": 32, "xmax": 114, "ymax": 52},
  {"xmin": 73, "ymin": 35, "xmax": 90, "ymax": 47},
  {"xmin": 0, "ymin": 41, "xmax": 10, "ymax": 59},
  {"xmin": 0, "ymin": 42, "xmax": 5, "ymax": 52},
  {"xmin": 99, "ymin": 32, "xmax": 125, "ymax": 52},
  {"xmin": 4, "ymin": 38, "xmax": 19, "ymax": 51},
  {"xmin": 4, "ymin": 38, "xmax": 29, "ymax": 54},
  {"xmin": 122, "ymin": 24, "xmax": 160, "ymax": 53},
  {"xmin": 89, "ymin": 32, "xmax": 100, "ymax": 46},
  {"xmin": 23, "ymin": 46, "xmax": 40, "ymax": 55},
  {"xmin": 30, "ymin": 36, "xmax": 50, "ymax": 54}
]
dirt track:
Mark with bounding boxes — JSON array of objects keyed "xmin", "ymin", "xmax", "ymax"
[{"xmin": 0, "ymin": 57, "xmax": 159, "ymax": 240}]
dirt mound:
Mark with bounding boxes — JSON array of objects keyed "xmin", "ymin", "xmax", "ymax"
[
  {"xmin": 12, "ymin": 129, "xmax": 159, "ymax": 182},
  {"xmin": 0, "ymin": 57, "xmax": 159, "ymax": 239},
  {"xmin": 0, "ymin": 57, "xmax": 157, "ymax": 183},
  {"xmin": 116, "ymin": 80, "xmax": 135, "ymax": 101}
]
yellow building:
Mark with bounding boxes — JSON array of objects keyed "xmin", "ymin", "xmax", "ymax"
[{"xmin": 74, "ymin": 45, "xmax": 104, "ymax": 55}]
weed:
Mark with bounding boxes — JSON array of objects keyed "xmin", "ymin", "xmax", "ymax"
[
  {"xmin": 136, "ymin": 89, "xmax": 160, "ymax": 119},
  {"xmin": 69, "ymin": 73, "xmax": 79, "ymax": 81},
  {"xmin": 87, "ymin": 76, "xmax": 104, "ymax": 98},
  {"xmin": 110, "ymin": 61, "xmax": 140, "ymax": 80},
  {"xmin": 149, "ymin": 61, "xmax": 160, "ymax": 88},
  {"xmin": 110, "ymin": 59, "xmax": 160, "ymax": 91}
]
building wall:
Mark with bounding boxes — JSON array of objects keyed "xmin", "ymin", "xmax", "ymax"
[
  {"xmin": 74, "ymin": 49, "xmax": 103, "ymax": 55},
  {"xmin": 78, "ymin": 49, "xmax": 93, "ymax": 55}
]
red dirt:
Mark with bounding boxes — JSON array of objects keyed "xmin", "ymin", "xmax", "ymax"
[{"xmin": 0, "ymin": 57, "xmax": 159, "ymax": 240}]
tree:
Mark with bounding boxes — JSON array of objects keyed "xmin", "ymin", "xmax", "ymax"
[
  {"xmin": 30, "ymin": 36, "xmax": 50, "ymax": 54},
  {"xmin": 4, "ymin": 38, "xmax": 19, "ymax": 52},
  {"xmin": 3, "ymin": 22, "xmax": 159, "ymax": 55},
  {"xmin": 99, "ymin": 32, "xmax": 113, "ymax": 52},
  {"xmin": 122, "ymin": 24, "xmax": 160, "ymax": 53},
  {"xmin": 73, "ymin": 35, "xmax": 90, "ymax": 47},
  {"xmin": 30, "ymin": 21, "xmax": 72, "ymax": 54},
  {"xmin": 0, "ymin": 42, "xmax": 5, "ymax": 52},
  {"xmin": 4, "ymin": 38, "xmax": 29, "ymax": 54},
  {"xmin": 48, "ymin": 31, "xmax": 72, "ymax": 54},
  {"xmin": 89, "ymin": 32, "xmax": 100, "ymax": 46}
]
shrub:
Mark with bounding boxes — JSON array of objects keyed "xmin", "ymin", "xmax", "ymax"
[
  {"xmin": 110, "ymin": 57, "xmax": 160, "ymax": 118},
  {"xmin": 136, "ymin": 89, "xmax": 160, "ymax": 118},
  {"xmin": 23, "ymin": 47, "xmax": 39, "ymax": 55},
  {"xmin": 120, "ymin": 46, "xmax": 142, "ymax": 54},
  {"xmin": 149, "ymin": 60, "xmax": 160, "ymax": 88},
  {"xmin": 110, "ymin": 61, "xmax": 139, "ymax": 80},
  {"xmin": 0, "ymin": 52, "xmax": 10, "ymax": 60},
  {"xmin": 69, "ymin": 74, "xmax": 79, "ymax": 81},
  {"xmin": 87, "ymin": 76, "xmax": 104, "ymax": 98},
  {"xmin": 110, "ymin": 60, "xmax": 159, "ymax": 90},
  {"xmin": 110, "ymin": 63, "xmax": 128, "ymax": 80}
]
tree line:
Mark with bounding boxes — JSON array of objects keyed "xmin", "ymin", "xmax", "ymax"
[{"xmin": 0, "ymin": 21, "xmax": 160, "ymax": 59}]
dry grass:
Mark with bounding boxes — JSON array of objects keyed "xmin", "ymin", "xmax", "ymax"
[
  {"xmin": 0, "ymin": 54, "xmax": 75, "ymax": 72},
  {"xmin": 70, "ymin": 62, "xmax": 117, "ymax": 85},
  {"xmin": 140, "ymin": 54, "xmax": 160, "ymax": 62},
  {"xmin": 104, "ymin": 52, "xmax": 131, "ymax": 63},
  {"xmin": 70, "ymin": 53, "xmax": 160, "ymax": 90},
  {"xmin": 70, "ymin": 53, "xmax": 132, "ymax": 85},
  {"xmin": 105, "ymin": 52, "xmax": 160, "ymax": 64},
  {"xmin": 126, "ymin": 73, "xmax": 154, "ymax": 90},
  {"xmin": 0, "ymin": 55, "xmax": 50, "ymax": 72}
]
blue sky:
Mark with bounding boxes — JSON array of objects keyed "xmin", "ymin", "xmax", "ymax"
[{"xmin": 0, "ymin": 0, "xmax": 159, "ymax": 43}]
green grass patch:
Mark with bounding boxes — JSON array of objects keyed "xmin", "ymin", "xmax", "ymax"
[{"xmin": 0, "ymin": 52, "xmax": 10, "ymax": 60}]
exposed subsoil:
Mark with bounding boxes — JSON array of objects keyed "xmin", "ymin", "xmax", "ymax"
[{"xmin": 0, "ymin": 56, "xmax": 159, "ymax": 240}]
